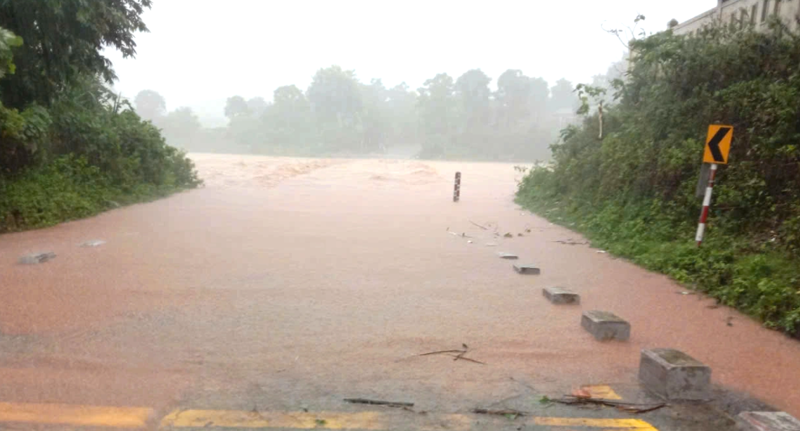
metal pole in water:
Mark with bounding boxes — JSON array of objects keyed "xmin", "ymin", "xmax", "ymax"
[{"xmin": 453, "ymin": 172, "xmax": 461, "ymax": 202}]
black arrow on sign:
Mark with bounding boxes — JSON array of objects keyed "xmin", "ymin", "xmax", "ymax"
[{"xmin": 707, "ymin": 127, "xmax": 731, "ymax": 163}]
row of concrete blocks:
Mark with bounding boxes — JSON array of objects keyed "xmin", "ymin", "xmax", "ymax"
[
  {"xmin": 540, "ymin": 286, "xmax": 712, "ymax": 402},
  {"xmin": 520, "ymin": 262, "xmax": 800, "ymax": 428}
]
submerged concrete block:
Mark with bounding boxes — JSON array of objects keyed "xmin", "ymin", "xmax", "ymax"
[
  {"xmin": 581, "ymin": 310, "xmax": 630, "ymax": 341},
  {"xmin": 497, "ymin": 252, "xmax": 519, "ymax": 260},
  {"xmin": 543, "ymin": 287, "xmax": 580, "ymax": 304},
  {"xmin": 513, "ymin": 264, "xmax": 540, "ymax": 275},
  {"xmin": 737, "ymin": 411, "xmax": 800, "ymax": 431},
  {"xmin": 638, "ymin": 348, "xmax": 711, "ymax": 401},
  {"xmin": 19, "ymin": 252, "xmax": 56, "ymax": 265}
]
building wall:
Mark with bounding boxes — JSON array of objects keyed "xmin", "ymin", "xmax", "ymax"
[
  {"xmin": 673, "ymin": 10, "xmax": 717, "ymax": 35},
  {"xmin": 673, "ymin": 0, "xmax": 800, "ymax": 35}
]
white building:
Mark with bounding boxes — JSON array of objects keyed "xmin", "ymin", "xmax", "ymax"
[{"xmin": 673, "ymin": 0, "xmax": 800, "ymax": 36}]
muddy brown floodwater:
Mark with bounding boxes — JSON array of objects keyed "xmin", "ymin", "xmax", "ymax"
[{"xmin": 0, "ymin": 153, "xmax": 799, "ymax": 421}]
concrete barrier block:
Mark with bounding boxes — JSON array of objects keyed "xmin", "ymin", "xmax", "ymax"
[
  {"xmin": 638, "ymin": 348, "xmax": 711, "ymax": 401},
  {"xmin": 543, "ymin": 287, "xmax": 580, "ymax": 304},
  {"xmin": 513, "ymin": 264, "xmax": 540, "ymax": 275},
  {"xmin": 581, "ymin": 310, "xmax": 630, "ymax": 341},
  {"xmin": 737, "ymin": 411, "xmax": 800, "ymax": 431},
  {"xmin": 497, "ymin": 252, "xmax": 519, "ymax": 260},
  {"xmin": 19, "ymin": 252, "xmax": 56, "ymax": 265}
]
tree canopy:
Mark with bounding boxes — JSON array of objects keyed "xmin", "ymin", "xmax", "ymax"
[
  {"xmin": 135, "ymin": 90, "xmax": 167, "ymax": 122},
  {"xmin": 0, "ymin": 0, "xmax": 152, "ymax": 108},
  {"xmin": 0, "ymin": 2, "xmax": 198, "ymax": 233}
]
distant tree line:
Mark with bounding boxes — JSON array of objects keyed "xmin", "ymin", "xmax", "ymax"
[{"xmin": 135, "ymin": 67, "xmax": 604, "ymax": 160}]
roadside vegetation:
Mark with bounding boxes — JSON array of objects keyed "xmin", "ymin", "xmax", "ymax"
[
  {"xmin": 517, "ymin": 22, "xmax": 800, "ymax": 337},
  {"xmin": 0, "ymin": 1, "xmax": 200, "ymax": 233}
]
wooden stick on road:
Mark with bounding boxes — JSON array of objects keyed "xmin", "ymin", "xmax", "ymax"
[
  {"xmin": 469, "ymin": 220, "xmax": 489, "ymax": 230},
  {"xmin": 344, "ymin": 398, "xmax": 414, "ymax": 408}
]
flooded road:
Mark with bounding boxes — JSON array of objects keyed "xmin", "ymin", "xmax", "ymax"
[{"xmin": 1, "ymin": 154, "xmax": 799, "ymax": 429}]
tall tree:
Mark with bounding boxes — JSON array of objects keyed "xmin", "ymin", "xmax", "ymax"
[
  {"xmin": 417, "ymin": 73, "xmax": 456, "ymax": 156},
  {"xmin": 0, "ymin": 0, "xmax": 152, "ymax": 108},
  {"xmin": 550, "ymin": 78, "xmax": 579, "ymax": 112},
  {"xmin": 160, "ymin": 107, "xmax": 201, "ymax": 148},
  {"xmin": 359, "ymin": 79, "xmax": 388, "ymax": 152},
  {"xmin": 307, "ymin": 66, "xmax": 362, "ymax": 126},
  {"xmin": 224, "ymin": 96, "xmax": 249, "ymax": 119},
  {"xmin": 496, "ymin": 69, "xmax": 531, "ymax": 128},
  {"xmin": 417, "ymin": 73, "xmax": 455, "ymax": 136},
  {"xmin": 306, "ymin": 65, "xmax": 363, "ymax": 148},
  {"xmin": 527, "ymin": 77, "xmax": 550, "ymax": 122},
  {"xmin": 247, "ymin": 97, "xmax": 269, "ymax": 116},
  {"xmin": 134, "ymin": 90, "xmax": 166, "ymax": 122},
  {"xmin": 454, "ymin": 69, "xmax": 492, "ymax": 130},
  {"xmin": 385, "ymin": 82, "xmax": 418, "ymax": 145},
  {"xmin": 262, "ymin": 85, "xmax": 312, "ymax": 145}
]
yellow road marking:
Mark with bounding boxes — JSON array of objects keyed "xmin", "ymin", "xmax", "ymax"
[
  {"xmin": 160, "ymin": 410, "xmax": 385, "ymax": 429},
  {"xmin": 583, "ymin": 385, "xmax": 623, "ymax": 400},
  {"xmin": 0, "ymin": 402, "xmax": 659, "ymax": 430},
  {"xmin": 532, "ymin": 417, "xmax": 656, "ymax": 429},
  {"xmin": 0, "ymin": 402, "xmax": 153, "ymax": 428},
  {"xmin": 161, "ymin": 409, "xmax": 658, "ymax": 430}
]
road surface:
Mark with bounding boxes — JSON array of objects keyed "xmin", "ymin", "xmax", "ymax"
[{"xmin": 0, "ymin": 154, "xmax": 799, "ymax": 430}]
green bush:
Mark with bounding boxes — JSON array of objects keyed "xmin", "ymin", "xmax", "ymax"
[
  {"xmin": 1, "ymin": 13, "xmax": 201, "ymax": 234},
  {"xmin": 517, "ymin": 22, "xmax": 800, "ymax": 336},
  {"xmin": 0, "ymin": 156, "xmax": 110, "ymax": 229}
]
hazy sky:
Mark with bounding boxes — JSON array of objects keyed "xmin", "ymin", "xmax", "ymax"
[{"xmin": 106, "ymin": 0, "xmax": 716, "ymax": 124}]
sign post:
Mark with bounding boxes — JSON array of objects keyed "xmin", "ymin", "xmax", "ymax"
[{"xmin": 696, "ymin": 125, "xmax": 733, "ymax": 246}]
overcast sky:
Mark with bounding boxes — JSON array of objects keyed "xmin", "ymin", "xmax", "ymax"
[{"xmin": 106, "ymin": 0, "xmax": 716, "ymax": 125}]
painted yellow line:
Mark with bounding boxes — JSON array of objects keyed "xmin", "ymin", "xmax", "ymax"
[
  {"xmin": 532, "ymin": 417, "xmax": 656, "ymax": 429},
  {"xmin": 160, "ymin": 410, "xmax": 385, "ymax": 429},
  {"xmin": 0, "ymin": 402, "xmax": 153, "ymax": 428},
  {"xmin": 583, "ymin": 385, "xmax": 623, "ymax": 400},
  {"xmin": 161, "ymin": 409, "xmax": 658, "ymax": 430}
]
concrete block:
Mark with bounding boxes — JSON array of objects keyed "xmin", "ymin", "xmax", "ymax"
[
  {"xmin": 638, "ymin": 348, "xmax": 711, "ymax": 401},
  {"xmin": 513, "ymin": 264, "xmax": 540, "ymax": 275},
  {"xmin": 737, "ymin": 412, "xmax": 800, "ymax": 431},
  {"xmin": 543, "ymin": 287, "xmax": 580, "ymax": 304},
  {"xmin": 497, "ymin": 252, "xmax": 519, "ymax": 260},
  {"xmin": 19, "ymin": 252, "xmax": 56, "ymax": 265},
  {"xmin": 581, "ymin": 310, "xmax": 630, "ymax": 341}
]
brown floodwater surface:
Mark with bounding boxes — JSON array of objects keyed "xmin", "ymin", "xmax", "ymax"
[{"xmin": 0, "ymin": 154, "xmax": 798, "ymax": 419}]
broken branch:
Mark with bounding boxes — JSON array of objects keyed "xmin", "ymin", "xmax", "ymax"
[
  {"xmin": 447, "ymin": 354, "xmax": 486, "ymax": 365},
  {"xmin": 344, "ymin": 398, "xmax": 414, "ymax": 408},
  {"xmin": 553, "ymin": 396, "xmax": 666, "ymax": 414},
  {"xmin": 471, "ymin": 408, "xmax": 526, "ymax": 417},
  {"xmin": 417, "ymin": 349, "xmax": 465, "ymax": 357},
  {"xmin": 469, "ymin": 220, "xmax": 489, "ymax": 230}
]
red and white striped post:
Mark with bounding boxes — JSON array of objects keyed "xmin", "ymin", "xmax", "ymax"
[{"xmin": 696, "ymin": 163, "xmax": 718, "ymax": 246}]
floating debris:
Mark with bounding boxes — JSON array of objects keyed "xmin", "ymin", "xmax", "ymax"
[{"xmin": 80, "ymin": 240, "xmax": 106, "ymax": 248}]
